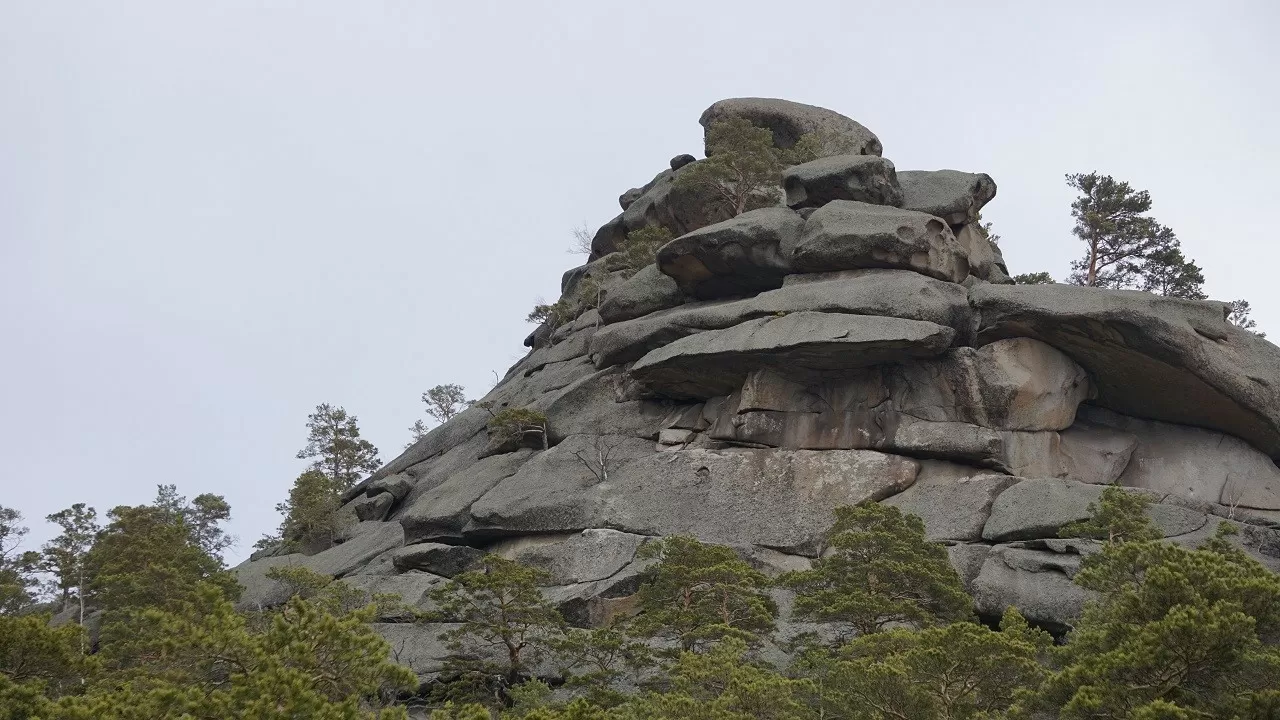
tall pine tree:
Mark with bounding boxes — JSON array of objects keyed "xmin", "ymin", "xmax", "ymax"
[{"xmin": 296, "ymin": 403, "xmax": 381, "ymax": 492}]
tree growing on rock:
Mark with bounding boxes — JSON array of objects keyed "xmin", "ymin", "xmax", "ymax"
[
  {"xmin": 275, "ymin": 469, "xmax": 344, "ymax": 552},
  {"xmin": 617, "ymin": 226, "xmax": 672, "ymax": 275},
  {"xmin": 427, "ymin": 554, "xmax": 566, "ymax": 695},
  {"xmin": 40, "ymin": 503, "xmax": 100, "ymax": 628},
  {"xmin": 675, "ymin": 117, "xmax": 794, "ymax": 217},
  {"xmin": 800, "ymin": 608, "xmax": 1051, "ymax": 720},
  {"xmin": 424, "ymin": 384, "xmax": 472, "ymax": 424},
  {"xmin": 1066, "ymin": 172, "xmax": 1173, "ymax": 289},
  {"xmin": 1228, "ymin": 298, "xmax": 1266, "ymax": 337},
  {"xmin": 1139, "ymin": 245, "xmax": 1206, "ymax": 299},
  {"xmin": 1034, "ymin": 491, "xmax": 1280, "ymax": 718},
  {"xmin": 629, "ymin": 536, "xmax": 776, "ymax": 653},
  {"xmin": 482, "ymin": 406, "xmax": 550, "ymax": 451},
  {"xmin": 783, "ymin": 503, "xmax": 972, "ymax": 640},
  {"xmin": 296, "ymin": 403, "xmax": 381, "ymax": 492},
  {"xmin": 1013, "ymin": 271, "xmax": 1056, "ymax": 285}
]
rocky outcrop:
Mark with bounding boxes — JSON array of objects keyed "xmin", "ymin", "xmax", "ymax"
[
  {"xmin": 236, "ymin": 97, "xmax": 1280, "ymax": 662},
  {"xmin": 655, "ymin": 207, "xmax": 802, "ymax": 299},
  {"xmin": 787, "ymin": 201, "xmax": 970, "ymax": 283},
  {"xmin": 782, "ymin": 155, "xmax": 902, "ymax": 209},
  {"xmin": 699, "ymin": 97, "xmax": 882, "ymax": 158}
]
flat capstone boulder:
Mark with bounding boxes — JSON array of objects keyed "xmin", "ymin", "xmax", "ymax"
[
  {"xmin": 699, "ymin": 97, "xmax": 883, "ymax": 158},
  {"xmin": 782, "ymin": 155, "xmax": 903, "ymax": 209}
]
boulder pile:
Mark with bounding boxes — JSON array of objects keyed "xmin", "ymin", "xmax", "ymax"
[{"xmin": 236, "ymin": 97, "xmax": 1280, "ymax": 675}]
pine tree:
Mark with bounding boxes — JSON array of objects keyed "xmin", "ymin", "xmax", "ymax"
[
  {"xmin": 423, "ymin": 384, "xmax": 471, "ymax": 424},
  {"xmin": 427, "ymin": 554, "xmax": 565, "ymax": 689},
  {"xmin": 1228, "ymin": 299, "xmax": 1266, "ymax": 338},
  {"xmin": 275, "ymin": 469, "xmax": 344, "ymax": 552},
  {"xmin": 297, "ymin": 403, "xmax": 382, "ymax": 492},
  {"xmin": 783, "ymin": 503, "xmax": 973, "ymax": 639},
  {"xmin": 1013, "ymin": 271, "xmax": 1056, "ymax": 285},
  {"xmin": 1140, "ymin": 245, "xmax": 1206, "ymax": 299},
  {"xmin": 676, "ymin": 117, "xmax": 791, "ymax": 217},
  {"xmin": 802, "ymin": 608, "xmax": 1051, "ymax": 720},
  {"xmin": 407, "ymin": 418, "xmax": 430, "ymax": 448},
  {"xmin": 617, "ymin": 226, "xmax": 672, "ymax": 275},
  {"xmin": 1035, "ymin": 494, "xmax": 1280, "ymax": 718},
  {"xmin": 1066, "ymin": 173, "xmax": 1174, "ymax": 289},
  {"xmin": 1059, "ymin": 485, "xmax": 1163, "ymax": 546},
  {"xmin": 0, "ymin": 612, "xmax": 95, "ymax": 710},
  {"xmin": 151, "ymin": 485, "xmax": 234, "ymax": 558},
  {"xmin": 0, "ymin": 506, "xmax": 40, "ymax": 615},
  {"xmin": 41, "ymin": 503, "xmax": 100, "ymax": 626},
  {"xmin": 629, "ymin": 536, "xmax": 776, "ymax": 652}
]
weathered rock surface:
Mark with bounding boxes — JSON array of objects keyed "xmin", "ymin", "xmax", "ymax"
[
  {"xmin": 954, "ymin": 223, "xmax": 1011, "ymax": 284},
  {"xmin": 490, "ymin": 529, "xmax": 648, "ymax": 585},
  {"xmin": 782, "ymin": 155, "xmax": 902, "ymax": 209},
  {"xmin": 391, "ymin": 543, "xmax": 485, "ymax": 577},
  {"xmin": 982, "ymin": 478, "xmax": 1206, "ymax": 542},
  {"xmin": 898, "ymin": 170, "xmax": 997, "ymax": 227},
  {"xmin": 699, "ymin": 97, "xmax": 883, "ymax": 158},
  {"xmin": 1081, "ymin": 406, "xmax": 1280, "ymax": 510},
  {"xmin": 656, "ymin": 207, "xmax": 802, "ymax": 299},
  {"xmin": 597, "ymin": 264, "xmax": 683, "ymax": 323},
  {"xmin": 886, "ymin": 462, "xmax": 1019, "ymax": 541},
  {"xmin": 591, "ymin": 269, "xmax": 972, "ymax": 366},
  {"xmin": 972, "ymin": 283, "xmax": 1280, "ymax": 460},
  {"xmin": 621, "ymin": 161, "xmax": 733, "ymax": 239},
  {"xmin": 786, "ymin": 201, "xmax": 970, "ymax": 283},
  {"xmin": 972, "ymin": 545, "xmax": 1091, "ymax": 629},
  {"xmin": 630, "ymin": 312, "xmax": 955, "ymax": 399}
]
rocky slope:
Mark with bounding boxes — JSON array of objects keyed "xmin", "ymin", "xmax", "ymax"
[{"xmin": 235, "ymin": 97, "xmax": 1280, "ymax": 677}]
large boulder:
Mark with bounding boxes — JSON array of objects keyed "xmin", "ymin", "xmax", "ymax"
[
  {"xmin": 490, "ymin": 529, "xmax": 648, "ymax": 585},
  {"xmin": 699, "ymin": 97, "xmax": 883, "ymax": 158},
  {"xmin": 982, "ymin": 478, "xmax": 1207, "ymax": 542},
  {"xmin": 897, "ymin": 170, "xmax": 997, "ymax": 227},
  {"xmin": 398, "ymin": 450, "xmax": 536, "ymax": 544},
  {"xmin": 621, "ymin": 161, "xmax": 735, "ymax": 239},
  {"xmin": 972, "ymin": 545, "xmax": 1091, "ymax": 630},
  {"xmin": 971, "ymin": 283, "xmax": 1280, "ymax": 460},
  {"xmin": 656, "ymin": 207, "xmax": 802, "ymax": 299},
  {"xmin": 597, "ymin": 264, "xmax": 683, "ymax": 323},
  {"xmin": 590, "ymin": 269, "xmax": 973, "ymax": 367},
  {"xmin": 629, "ymin": 312, "xmax": 955, "ymax": 399},
  {"xmin": 1081, "ymin": 406, "xmax": 1280, "ymax": 510},
  {"xmin": 785, "ymin": 201, "xmax": 970, "ymax": 283},
  {"xmin": 954, "ymin": 223, "xmax": 1011, "ymax": 284},
  {"xmin": 782, "ymin": 155, "xmax": 903, "ymax": 210},
  {"xmin": 884, "ymin": 462, "xmax": 1019, "ymax": 542}
]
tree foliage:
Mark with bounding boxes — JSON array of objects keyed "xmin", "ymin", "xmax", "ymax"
[
  {"xmin": 0, "ymin": 505, "xmax": 40, "ymax": 615},
  {"xmin": 1229, "ymin": 298, "xmax": 1266, "ymax": 337},
  {"xmin": 297, "ymin": 403, "xmax": 382, "ymax": 492},
  {"xmin": 630, "ymin": 536, "xmax": 776, "ymax": 652},
  {"xmin": 617, "ymin": 226, "xmax": 672, "ymax": 275},
  {"xmin": 783, "ymin": 503, "xmax": 972, "ymax": 639},
  {"xmin": 424, "ymin": 384, "xmax": 472, "ymax": 424},
  {"xmin": 484, "ymin": 406, "xmax": 550, "ymax": 451},
  {"xmin": 1012, "ymin": 271, "xmax": 1056, "ymax": 285},
  {"xmin": 275, "ymin": 469, "xmax": 345, "ymax": 551},
  {"xmin": 676, "ymin": 118, "xmax": 811, "ymax": 217}
]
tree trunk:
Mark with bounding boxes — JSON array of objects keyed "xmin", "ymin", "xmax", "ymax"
[{"xmin": 1087, "ymin": 233, "xmax": 1099, "ymax": 286}]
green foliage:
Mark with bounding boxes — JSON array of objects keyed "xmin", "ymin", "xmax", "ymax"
[
  {"xmin": 1229, "ymin": 298, "xmax": 1266, "ymax": 338},
  {"xmin": 87, "ymin": 503, "xmax": 239, "ymax": 617},
  {"xmin": 630, "ymin": 536, "xmax": 776, "ymax": 653},
  {"xmin": 676, "ymin": 118, "xmax": 793, "ymax": 217},
  {"xmin": 152, "ymin": 484, "xmax": 235, "ymax": 558},
  {"xmin": 262, "ymin": 565, "xmax": 399, "ymax": 618},
  {"xmin": 1013, "ymin": 271, "xmax": 1056, "ymax": 285},
  {"xmin": 485, "ymin": 407, "xmax": 550, "ymax": 451},
  {"xmin": 1059, "ymin": 485, "xmax": 1163, "ymax": 546},
  {"xmin": 616, "ymin": 638, "xmax": 809, "ymax": 720},
  {"xmin": 276, "ymin": 469, "xmax": 344, "ymax": 551},
  {"xmin": 0, "ymin": 505, "xmax": 40, "ymax": 615},
  {"xmin": 62, "ymin": 582, "xmax": 415, "ymax": 719},
  {"xmin": 297, "ymin": 402, "xmax": 382, "ymax": 492},
  {"xmin": 41, "ymin": 502, "xmax": 100, "ymax": 612},
  {"xmin": 428, "ymin": 554, "xmax": 566, "ymax": 686},
  {"xmin": 801, "ymin": 608, "xmax": 1051, "ymax": 720},
  {"xmin": 1141, "ymin": 245, "xmax": 1206, "ymax": 299},
  {"xmin": 1035, "ymin": 517, "xmax": 1280, "ymax": 718},
  {"xmin": 552, "ymin": 627, "xmax": 653, "ymax": 707},
  {"xmin": 0, "ymin": 612, "xmax": 95, "ymax": 699},
  {"xmin": 783, "ymin": 503, "xmax": 972, "ymax": 639},
  {"xmin": 424, "ymin": 384, "xmax": 472, "ymax": 424},
  {"xmin": 617, "ymin": 226, "xmax": 673, "ymax": 275}
]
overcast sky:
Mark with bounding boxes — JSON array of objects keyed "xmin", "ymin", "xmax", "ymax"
[{"xmin": 3, "ymin": 1, "xmax": 1277, "ymax": 565}]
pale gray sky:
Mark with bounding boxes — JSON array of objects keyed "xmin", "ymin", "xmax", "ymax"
[{"xmin": 3, "ymin": 1, "xmax": 1277, "ymax": 564}]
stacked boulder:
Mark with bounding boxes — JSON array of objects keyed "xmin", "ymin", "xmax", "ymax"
[{"xmin": 236, "ymin": 98, "xmax": 1280, "ymax": 675}]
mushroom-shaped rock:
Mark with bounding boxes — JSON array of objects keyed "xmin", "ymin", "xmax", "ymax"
[
  {"xmin": 972, "ymin": 282, "xmax": 1280, "ymax": 460},
  {"xmin": 782, "ymin": 155, "xmax": 903, "ymax": 209},
  {"xmin": 629, "ymin": 311, "xmax": 955, "ymax": 399},
  {"xmin": 656, "ymin": 207, "xmax": 802, "ymax": 300},
  {"xmin": 898, "ymin": 170, "xmax": 997, "ymax": 228},
  {"xmin": 785, "ymin": 200, "xmax": 970, "ymax": 283},
  {"xmin": 699, "ymin": 97, "xmax": 882, "ymax": 159}
]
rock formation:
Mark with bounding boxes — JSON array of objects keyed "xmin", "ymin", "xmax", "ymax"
[{"xmin": 236, "ymin": 97, "xmax": 1280, "ymax": 676}]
